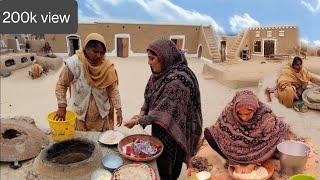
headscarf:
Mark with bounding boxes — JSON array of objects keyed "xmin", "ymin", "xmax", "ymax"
[
  {"xmin": 147, "ymin": 38, "xmax": 188, "ymax": 74},
  {"xmin": 205, "ymin": 90, "xmax": 288, "ymax": 164},
  {"xmin": 142, "ymin": 38, "xmax": 202, "ymax": 162},
  {"xmin": 277, "ymin": 60, "xmax": 312, "ymax": 90},
  {"xmin": 75, "ymin": 33, "xmax": 118, "ymax": 89},
  {"xmin": 234, "ymin": 92, "xmax": 259, "ymax": 112}
]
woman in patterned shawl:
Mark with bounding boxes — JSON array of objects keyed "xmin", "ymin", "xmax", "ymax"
[
  {"xmin": 204, "ymin": 90, "xmax": 288, "ymax": 173},
  {"xmin": 125, "ymin": 38, "xmax": 203, "ymax": 180}
]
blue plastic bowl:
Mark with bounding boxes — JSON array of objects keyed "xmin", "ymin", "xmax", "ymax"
[{"xmin": 101, "ymin": 154, "xmax": 123, "ymax": 172}]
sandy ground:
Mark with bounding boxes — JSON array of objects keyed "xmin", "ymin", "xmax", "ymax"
[
  {"xmin": 1, "ymin": 56, "xmax": 319, "ymax": 179},
  {"xmin": 203, "ymin": 56, "xmax": 320, "ymax": 88},
  {"xmin": 1, "ymin": 56, "xmax": 252, "ymax": 134}
]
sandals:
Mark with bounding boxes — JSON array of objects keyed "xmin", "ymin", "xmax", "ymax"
[{"xmin": 293, "ymin": 100, "xmax": 308, "ymax": 113}]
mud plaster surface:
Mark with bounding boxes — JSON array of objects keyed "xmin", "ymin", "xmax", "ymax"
[{"xmin": 0, "ymin": 131, "xmax": 158, "ymax": 180}]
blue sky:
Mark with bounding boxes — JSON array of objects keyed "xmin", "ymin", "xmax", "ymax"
[{"xmin": 77, "ymin": 0, "xmax": 320, "ymax": 47}]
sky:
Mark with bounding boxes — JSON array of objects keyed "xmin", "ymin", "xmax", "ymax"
[{"xmin": 77, "ymin": 0, "xmax": 320, "ymax": 47}]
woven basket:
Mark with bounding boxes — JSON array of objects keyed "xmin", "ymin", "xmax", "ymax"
[
  {"xmin": 302, "ymin": 87, "xmax": 320, "ymax": 110},
  {"xmin": 228, "ymin": 160, "xmax": 275, "ymax": 180},
  {"xmin": 117, "ymin": 134, "xmax": 163, "ymax": 162}
]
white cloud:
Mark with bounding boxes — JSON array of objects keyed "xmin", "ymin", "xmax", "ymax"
[
  {"xmin": 313, "ymin": 40, "xmax": 320, "ymax": 47},
  {"xmin": 229, "ymin": 13, "xmax": 260, "ymax": 32},
  {"xmin": 83, "ymin": 0, "xmax": 110, "ymax": 18},
  {"xmin": 79, "ymin": 0, "xmax": 225, "ymax": 34},
  {"xmin": 80, "ymin": 0, "xmax": 128, "ymax": 22},
  {"xmin": 301, "ymin": 0, "xmax": 320, "ymax": 14},
  {"xmin": 300, "ymin": 37, "xmax": 310, "ymax": 45},
  {"xmin": 104, "ymin": 0, "xmax": 122, "ymax": 6},
  {"xmin": 133, "ymin": 0, "xmax": 224, "ymax": 34},
  {"xmin": 300, "ymin": 38, "xmax": 320, "ymax": 47}
]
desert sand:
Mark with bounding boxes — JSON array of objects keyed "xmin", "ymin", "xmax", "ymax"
[{"xmin": 1, "ymin": 56, "xmax": 319, "ymax": 179}]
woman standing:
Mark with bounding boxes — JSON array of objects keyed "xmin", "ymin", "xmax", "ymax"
[
  {"xmin": 125, "ymin": 38, "xmax": 203, "ymax": 180},
  {"xmin": 55, "ymin": 33, "xmax": 122, "ymax": 131}
]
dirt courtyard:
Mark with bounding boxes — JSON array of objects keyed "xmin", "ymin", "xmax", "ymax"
[{"xmin": 1, "ymin": 56, "xmax": 319, "ymax": 179}]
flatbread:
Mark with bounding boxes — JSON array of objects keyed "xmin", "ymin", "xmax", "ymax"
[
  {"xmin": 112, "ymin": 163, "xmax": 156, "ymax": 180},
  {"xmin": 233, "ymin": 166, "xmax": 269, "ymax": 180},
  {"xmin": 91, "ymin": 169, "xmax": 112, "ymax": 180},
  {"xmin": 99, "ymin": 130, "xmax": 125, "ymax": 145}
]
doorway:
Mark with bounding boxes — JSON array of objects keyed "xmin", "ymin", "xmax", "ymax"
[
  {"xmin": 264, "ymin": 40, "xmax": 275, "ymax": 57},
  {"xmin": 220, "ymin": 41, "xmax": 226, "ymax": 62},
  {"xmin": 171, "ymin": 38, "xmax": 183, "ymax": 49},
  {"xmin": 116, "ymin": 38, "xmax": 129, "ymax": 58},
  {"xmin": 198, "ymin": 45, "xmax": 202, "ymax": 58},
  {"xmin": 67, "ymin": 35, "xmax": 80, "ymax": 56}
]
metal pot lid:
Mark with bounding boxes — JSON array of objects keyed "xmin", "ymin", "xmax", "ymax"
[{"xmin": 0, "ymin": 116, "xmax": 49, "ymax": 162}]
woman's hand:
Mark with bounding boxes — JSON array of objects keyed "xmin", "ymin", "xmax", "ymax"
[
  {"xmin": 116, "ymin": 108, "xmax": 123, "ymax": 127},
  {"xmin": 54, "ymin": 106, "xmax": 66, "ymax": 121},
  {"xmin": 234, "ymin": 164, "xmax": 256, "ymax": 174},
  {"xmin": 124, "ymin": 115, "xmax": 140, "ymax": 129}
]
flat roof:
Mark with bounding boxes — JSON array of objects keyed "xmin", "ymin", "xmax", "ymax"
[
  {"xmin": 249, "ymin": 25, "xmax": 298, "ymax": 30},
  {"xmin": 78, "ymin": 20, "xmax": 211, "ymax": 27}
]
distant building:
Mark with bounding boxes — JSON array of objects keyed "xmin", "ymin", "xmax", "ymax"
[
  {"xmin": 44, "ymin": 22, "xmax": 222, "ymax": 62},
  {"xmin": 2, "ymin": 23, "xmax": 317, "ymax": 63},
  {"xmin": 222, "ymin": 26, "xmax": 300, "ymax": 61}
]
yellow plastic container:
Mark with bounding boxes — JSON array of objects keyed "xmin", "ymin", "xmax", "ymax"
[{"xmin": 47, "ymin": 111, "xmax": 77, "ymax": 141}]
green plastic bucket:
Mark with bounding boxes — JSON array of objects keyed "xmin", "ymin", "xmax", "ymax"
[{"xmin": 289, "ymin": 174, "xmax": 316, "ymax": 180}]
